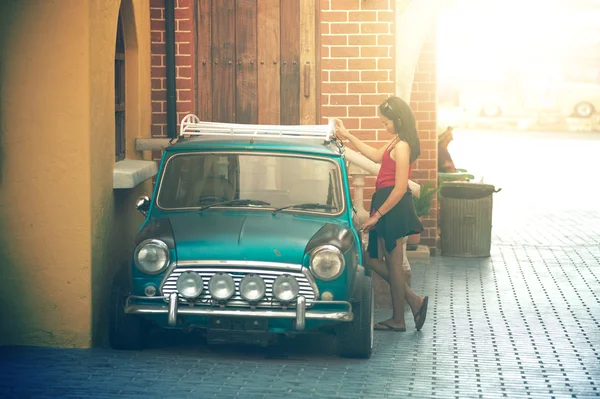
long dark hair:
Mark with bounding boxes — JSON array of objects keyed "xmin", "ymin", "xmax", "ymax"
[{"xmin": 379, "ymin": 96, "xmax": 421, "ymax": 164}]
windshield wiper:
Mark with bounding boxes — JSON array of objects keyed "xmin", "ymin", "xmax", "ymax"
[
  {"xmin": 272, "ymin": 203, "xmax": 336, "ymax": 214},
  {"xmin": 198, "ymin": 199, "xmax": 271, "ymax": 212}
]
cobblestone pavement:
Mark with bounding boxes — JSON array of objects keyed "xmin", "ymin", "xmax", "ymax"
[{"xmin": 1, "ymin": 131, "xmax": 599, "ymax": 398}]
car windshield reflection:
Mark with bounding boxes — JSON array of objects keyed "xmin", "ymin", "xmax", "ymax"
[{"xmin": 156, "ymin": 153, "xmax": 344, "ymax": 214}]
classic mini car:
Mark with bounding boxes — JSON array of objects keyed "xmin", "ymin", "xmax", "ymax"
[{"xmin": 109, "ymin": 115, "xmax": 374, "ymax": 358}]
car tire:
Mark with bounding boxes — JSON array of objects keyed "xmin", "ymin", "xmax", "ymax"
[
  {"xmin": 574, "ymin": 102, "xmax": 595, "ymax": 118},
  {"xmin": 481, "ymin": 104, "xmax": 501, "ymax": 117},
  {"xmin": 109, "ymin": 268, "xmax": 148, "ymax": 350},
  {"xmin": 336, "ymin": 275, "xmax": 374, "ymax": 359}
]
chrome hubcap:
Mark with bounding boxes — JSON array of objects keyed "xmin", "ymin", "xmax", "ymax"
[
  {"xmin": 576, "ymin": 103, "xmax": 593, "ymax": 117},
  {"xmin": 483, "ymin": 104, "xmax": 500, "ymax": 117}
]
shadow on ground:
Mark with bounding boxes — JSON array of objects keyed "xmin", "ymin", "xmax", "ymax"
[{"xmin": 142, "ymin": 327, "xmax": 339, "ymax": 360}]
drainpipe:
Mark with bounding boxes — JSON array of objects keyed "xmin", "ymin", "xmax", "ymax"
[{"xmin": 165, "ymin": 0, "xmax": 177, "ymax": 139}]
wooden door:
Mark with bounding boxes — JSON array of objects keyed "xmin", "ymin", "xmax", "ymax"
[{"xmin": 196, "ymin": 0, "xmax": 317, "ymax": 125}]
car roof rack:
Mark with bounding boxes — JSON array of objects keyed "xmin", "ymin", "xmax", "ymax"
[{"xmin": 179, "ymin": 114, "xmax": 336, "ymax": 143}]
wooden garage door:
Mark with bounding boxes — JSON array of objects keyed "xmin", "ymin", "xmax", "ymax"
[{"xmin": 196, "ymin": 0, "xmax": 317, "ymax": 125}]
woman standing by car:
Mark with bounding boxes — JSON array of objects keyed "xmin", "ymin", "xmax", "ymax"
[{"xmin": 333, "ymin": 96, "xmax": 429, "ymax": 332}]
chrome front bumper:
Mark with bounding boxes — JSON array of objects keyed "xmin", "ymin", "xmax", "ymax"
[{"xmin": 125, "ymin": 293, "xmax": 353, "ymax": 331}]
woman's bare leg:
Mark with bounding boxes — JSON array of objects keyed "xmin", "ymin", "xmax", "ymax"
[
  {"xmin": 384, "ymin": 238, "xmax": 408, "ymax": 328},
  {"xmin": 364, "ymin": 254, "xmax": 389, "ymax": 281},
  {"xmin": 364, "ymin": 252, "xmax": 412, "ymax": 287},
  {"xmin": 376, "ymin": 237, "xmax": 425, "ymax": 329},
  {"xmin": 363, "ymin": 237, "xmax": 389, "ymax": 281},
  {"xmin": 404, "ymin": 276, "xmax": 424, "ymax": 317}
]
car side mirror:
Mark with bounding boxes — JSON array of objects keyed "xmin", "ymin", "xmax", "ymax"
[{"xmin": 136, "ymin": 196, "xmax": 150, "ymax": 216}]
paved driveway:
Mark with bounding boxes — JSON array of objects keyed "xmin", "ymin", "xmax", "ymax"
[{"xmin": 1, "ymin": 130, "xmax": 599, "ymax": 398}]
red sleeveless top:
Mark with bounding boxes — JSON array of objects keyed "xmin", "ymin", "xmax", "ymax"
[{"xmin": 375, "ymin": 141, "xmax": 412, "ymax": 191}]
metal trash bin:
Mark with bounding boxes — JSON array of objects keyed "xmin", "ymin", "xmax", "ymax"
[{"xmin": 439, "ymin": 182, "xmax": 498, "ymax": 257}]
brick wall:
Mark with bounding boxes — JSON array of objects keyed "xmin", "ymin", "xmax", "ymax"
[
  {"xmin": 150, "ymin": 0, "xmax": 195, "ymax": 144},
  {"xmin": 320, "ymin": 0, "xmax": 438, "ymax": 249}
]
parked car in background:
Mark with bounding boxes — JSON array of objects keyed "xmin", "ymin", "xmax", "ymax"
[
  {"xmin": 109, "ymin": 116, "xmax": 374, "ymax": 358},
  {"xmin": 459, "ymin": 71, "xmax": 600, "ymax": 121},
  {"xmin": 544, "ymin": 81, "xmax": 600, "ymax": 118}
]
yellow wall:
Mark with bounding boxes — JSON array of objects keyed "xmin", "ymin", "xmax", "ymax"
[
  {"xmin": 0, "ymin": 0, "xmax": 153, "ymax": 347},
  {"xmin": 88, "ymin": 0, "xmax": 154, "ymax": 346}
]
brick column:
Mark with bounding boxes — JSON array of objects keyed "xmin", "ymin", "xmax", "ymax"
[{"xmin": 409, "ymin": 33, "xmax": 438, "ymax": 249}]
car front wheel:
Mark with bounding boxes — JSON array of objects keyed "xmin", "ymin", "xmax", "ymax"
[
  {"xmin": 574, "ymin": 102, "xmax": 595, "ymax": 118},
  {"xmin": 109, "ymin": 268, "xmax": 148, "ymax": 350},
  {"xmin": 481, "ymin": 104, "xmax": 501, "ymax": 117},
  {"xmin": 336, "ymin": 275, "xmax": 374, "ymax": 358}
]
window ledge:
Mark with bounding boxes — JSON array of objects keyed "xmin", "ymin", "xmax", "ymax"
[{"xmin": 113, "ymin": 159, "xmax": 157, "ymax": 189}]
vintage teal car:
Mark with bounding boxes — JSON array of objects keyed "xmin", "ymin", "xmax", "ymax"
[{"xmin": 109, "ymin": 116, "xmax": 374, "ymax": 358}]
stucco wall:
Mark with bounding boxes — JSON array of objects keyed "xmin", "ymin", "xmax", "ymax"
[
  {"xmin": 0, "ymin": 0, "xmax": 153, "ymax": 348},
  {"xmin": 0, "ymin": 1, "xmax": 94, "ymax": 347},
  {"xmin": 88, "ymin": 0, "xmax": 154, "ymax": 346}
]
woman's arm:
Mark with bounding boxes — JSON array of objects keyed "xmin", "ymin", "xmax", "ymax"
[
  {"xmin": 346, "ymin": 135, "xmax": 388, "ymax": 164},
  {"xmin": 333, "ymin": 118, "xmax": 387, "ymax": 163}
]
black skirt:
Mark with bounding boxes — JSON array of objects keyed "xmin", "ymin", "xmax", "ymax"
[{"xmin": 367, "ymin": 186, "xmax": 424, "ymax": 259}]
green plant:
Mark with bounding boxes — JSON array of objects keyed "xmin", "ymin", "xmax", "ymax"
[{"xmin": 413, "ymin": 181, "xmax": 439, "ymax": 218}]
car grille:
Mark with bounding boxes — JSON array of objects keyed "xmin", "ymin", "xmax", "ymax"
[{"xmin": 160, "ymin": 263, "xmax": 317, "ymax": 308}]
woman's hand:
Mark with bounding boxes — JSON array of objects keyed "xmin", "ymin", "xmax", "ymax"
[
  {"xmin": 361, "ymin": 214, "xmax": 380, "ymax": 232},
  {"xmin": 332, "ymin": 118, "xmax": 351, "ymax": 140}
]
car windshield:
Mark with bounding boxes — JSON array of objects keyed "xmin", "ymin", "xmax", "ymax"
[{"xmin": 156, "ymin": 152, "xmax": 345, "ymax": 214}]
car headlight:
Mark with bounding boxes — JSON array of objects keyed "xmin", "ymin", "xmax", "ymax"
[
  {"xmin": 240, "ymin": 274, "xmax": 266, "ymax": 302},
  {"xmin": 208, "ymin": 273, "xmax": 235, "ymax": 301},
  {"xmin": 134, "ymin": 239, "xmax": 170, "ymax": 275},
  {"xmin": 310, "ymin": 245, "xmax": 345, "ymax": 281},
  {"xmin": 273, "ymin": 274, "xmax": 300, "ymax": 302},
  {"xmin": 176, "ymin": 271, "xmax": 203, "ymax": 299}
]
